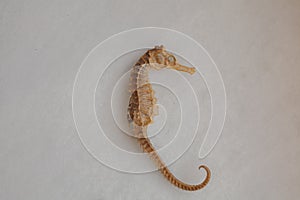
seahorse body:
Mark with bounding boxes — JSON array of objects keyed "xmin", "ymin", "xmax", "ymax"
[{"xmin": 127, "ymin": 45, "xmax": 210, "ymax": 191}]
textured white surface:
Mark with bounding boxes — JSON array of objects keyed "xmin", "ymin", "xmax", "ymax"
[{"xmin": 1, "ymin": 0, "xmax": 300, "ymax": 199}]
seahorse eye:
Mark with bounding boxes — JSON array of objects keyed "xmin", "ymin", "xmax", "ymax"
[{"xmin": 168, "ymin": 55, "xmax": 176, "ymax": 64}]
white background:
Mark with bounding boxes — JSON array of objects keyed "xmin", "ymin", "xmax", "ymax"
[{"xmin": 0, "ymin": 0, "xmax": 300, "ymax": 199}]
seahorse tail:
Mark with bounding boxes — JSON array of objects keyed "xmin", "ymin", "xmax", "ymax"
[
  {"xmin": 159, "ymin": 164, "xmax": 210, "ymax": 191},
  {"xmin": 138, "ymin": 137, "xmax": 210, "ymax": 191}
]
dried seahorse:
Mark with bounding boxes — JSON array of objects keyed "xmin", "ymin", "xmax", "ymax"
[{"xmin": 127, "ymin": 45, "xmax": 211, "ymax": 191}]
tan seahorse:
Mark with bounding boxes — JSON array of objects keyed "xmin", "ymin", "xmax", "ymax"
[{"xmin": 127, "ymin": 45, "xmax": 211, "ymax": 191}]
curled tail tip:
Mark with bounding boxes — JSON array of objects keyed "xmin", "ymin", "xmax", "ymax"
[
  {"xmin": 198, "ymin": 165, "xmax": 211, "ymax": 183},
  {"xmin": 198, "ymin": 165, "xmax": 207, "ymax": 169},
  {"xmin": 198, "ymin": 165, "xmax": 211, "ymax": 175}
]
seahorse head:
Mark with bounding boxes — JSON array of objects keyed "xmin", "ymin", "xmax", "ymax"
[{"xmin": 147, "ymin": 45, "xmax": 196, "ymax": 75}]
